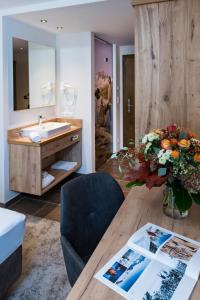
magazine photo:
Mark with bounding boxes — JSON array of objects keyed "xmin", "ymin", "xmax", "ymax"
[{"xmin": 95, "ymin": 223, "xmax": 200, "ymax": 300}]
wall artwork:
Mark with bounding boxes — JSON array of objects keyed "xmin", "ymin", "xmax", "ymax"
[{"xmin": 95, "ymin": 38, "xmax": 113, "ymax": 169}]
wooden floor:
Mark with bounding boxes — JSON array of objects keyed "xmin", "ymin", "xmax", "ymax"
[{"xmin": 8, "ymin": 159, "xmax": 129, "ymax": 222}]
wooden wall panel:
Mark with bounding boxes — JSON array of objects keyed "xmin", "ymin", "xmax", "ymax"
[
  {"xmin": 158, "ymin": 1, "xmax": 188, "ymax": 128},
  {"xmin": 133, "ymin": 0, "xmax": 174, "ymax": 6},
  {"xmin": 135, "ymin": 4, "xmax": 160, "ymax": 140},
  {"xmin": 186, "ymin": 0, "xmax": 200, "ymax": 134},
  {"xmin": 135, "ymin": 0, "xmax": 200, "ymax": 141}
]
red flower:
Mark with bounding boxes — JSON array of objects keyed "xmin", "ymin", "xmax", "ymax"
[
  {"xmin": 167, "ymin": 124, "xmax": 177, "ymax": 132},
  {"xmin": 146, "ymin": 172, "xmax": 168, "ymax": 189},
  {"xmin": 138, "ymin": 152, "xmax": 145, "ymax": 163}
]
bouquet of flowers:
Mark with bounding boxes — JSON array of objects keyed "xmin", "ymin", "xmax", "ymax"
[{"xmin": 112, "ymin": 124, "xmax": 200, "ymax": 214}]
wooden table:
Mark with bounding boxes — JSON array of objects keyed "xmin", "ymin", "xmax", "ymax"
[{"xmin": 66, "ymin": 186, "xmax": 200, "ymax": 300}]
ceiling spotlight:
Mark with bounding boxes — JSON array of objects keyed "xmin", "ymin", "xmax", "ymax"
[
  {"xmin": 20, "ymin": 47, "xmax": 24, "ymax": 50},
  {"xmin": 57, "ymin": 26, "xmax": 63, "ymax": 30},
  {"xmin": 41, "ymin": 19, "xmax": 47, "ymax": 23}
]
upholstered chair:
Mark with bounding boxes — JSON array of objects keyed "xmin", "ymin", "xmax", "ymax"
[{"xmin": 60, "ymin": 172, "xmax": 125, "ymax": 286}]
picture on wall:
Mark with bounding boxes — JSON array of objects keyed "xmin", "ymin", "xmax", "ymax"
[{"xmin": 95, "ymin": 38, "xmax": 113, "ymax": 168}]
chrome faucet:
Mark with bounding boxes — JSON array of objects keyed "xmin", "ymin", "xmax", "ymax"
[{"xmin": 38, "ymin": 115, "xmax": 43, "ymax": 127}]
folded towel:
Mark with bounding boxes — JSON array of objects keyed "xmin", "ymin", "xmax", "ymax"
[
  {"xmin": 42, "ymin": 171, "xmax": 50, "ymax": 179},
  {"xmin": 51, "ymin": 160, "xmax": 78, "ymax": 172},
  {"xmin": 30, "ymin": 132, "xmax": 41, "ymax": 143},
  {"xmin": 42, "ymin": 171, "xmax": 55, "ymax": 189}
]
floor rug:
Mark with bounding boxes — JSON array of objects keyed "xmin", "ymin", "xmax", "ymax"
[{"xmin": 7, "ymin": 215, "xmax": 71, "ymax": 300}]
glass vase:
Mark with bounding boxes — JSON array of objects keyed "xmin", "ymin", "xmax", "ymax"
[{"xmin": 163, "ymin": 186, "xmax": 189, "ymax": 219}]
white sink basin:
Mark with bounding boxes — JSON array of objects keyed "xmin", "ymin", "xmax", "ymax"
[{"xmin": 20, "ymin": 122, "xmax": 71, "ymax": 138}]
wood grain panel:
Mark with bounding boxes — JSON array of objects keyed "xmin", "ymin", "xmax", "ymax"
[
  {"xmin": 186, "ymin": 0, "xmax": 200, "ymax": 134},
  {"xmin": 133, "ymin": 0, "xmax": 174, "ymax": 6},
  {"xmin": 158, "ymin": 0, "xmax": 188, "ymax": 128},
  {"xmin": 41, "ymin": 130, "xmax": 81, "ymax": 159},
  {"xmin": 10, "ymin": 144, "xmax": 41, "ymax": 195},
  {"xmin": 123, "ymin": 55, "xmax": 135, "ymax": 146},
  {"xmin": 135, "ymin": 3, "xmax": 160, "ymax": 141},
  {"xmin": 56, "ymin": 132, "xmax": 82, "ymax": 166},
  {"xmin": 135, "ymin": 0, "xmax": 200, "ymax": 141}
]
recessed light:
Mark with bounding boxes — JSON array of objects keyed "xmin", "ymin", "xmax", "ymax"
[
  {"xmin": 57, "ymin": 26, "xmax": 63, "ymax": 30},
  {"xmin": 41, "ymin": 19, "xmax": 47, "ymax": 23},
  {"xmin": 20, "ymin": 47, "xmax": 24, "ymax": 50}
]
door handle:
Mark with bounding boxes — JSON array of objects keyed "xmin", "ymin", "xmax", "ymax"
[
  {"xmin": 128, "ymin": 98, "xmax": 134, "ymax": 113},
  {"xmin": 71, "ymin": 134, "xmax": 79, "ymax": 141}
]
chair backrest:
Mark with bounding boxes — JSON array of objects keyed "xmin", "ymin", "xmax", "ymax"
[{"xmin": 60, "ymin": 172, "xmax": 124, "ymax": 262}]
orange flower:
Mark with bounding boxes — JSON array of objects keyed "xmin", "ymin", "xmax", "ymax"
[
  {"xmin": 187, "ymin": 130, "xmax": 197, "ymax": 139},
  {"xmin": 155, "ymin": 129, "xmax": 164, "ymax": 135},
  {"xmin": 161, "ymin": 139, "xmax": 171, "ymax": 150},
  {"xmin": 171, "ymin": 150, "xmax": 180, "ymax": 159},
  {"xmin": 194, "ymin": 154, "xmax": 200, "ymax": 162},
  {"xmin": 178, "ymin": 139, "xmax": 191, "ymax": 148},
  {"xmin": 170, "ymin": 138, "xmax": 178, "ymax": 145}
]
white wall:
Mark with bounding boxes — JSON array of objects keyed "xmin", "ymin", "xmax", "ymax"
[
  {"xmin": 1, "ymin": 17, "xmax": 56, "ymax": 203},
  {"xmin": 119, "ymin": 45, "xmax": 134, "ymax": 148},
  {"xmin": 56, "ymin": 32, "xmax": 95, "ymax": 174},
  {"xmin": 0, "ymin": 15, "xmax": 5, "ymax": 203}
]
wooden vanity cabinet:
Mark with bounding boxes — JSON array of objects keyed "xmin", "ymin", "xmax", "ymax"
[{"xmin": 8, "ymin": 118, "xmax": 82, "ymax": 196}]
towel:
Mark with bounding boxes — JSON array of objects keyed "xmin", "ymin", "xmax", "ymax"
[
  {"xmin": 30, "ymin": 132, "xmax": 41, "ymax": 143},
  {"xmin": 42, "ymin": 171, "xmax": 55, "ymax": 189},
  {"xmin": 51, "ymin": 160, "xmax": 77, "ymax": 172}
]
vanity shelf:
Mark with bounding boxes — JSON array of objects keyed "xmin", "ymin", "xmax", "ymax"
[
  {"xmin": 8, "ymin": 118, "xmax": 82, "ymax": 196},
  {"xmin": 42, "ymin": 164, "xmax": 81, "ymax": 194}
]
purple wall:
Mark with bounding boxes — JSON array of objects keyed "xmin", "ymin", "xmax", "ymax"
[{"xmin": 95, "ymin": 39, "xmax": 113, "ymax": 76}]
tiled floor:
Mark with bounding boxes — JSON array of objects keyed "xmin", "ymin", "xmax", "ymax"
[{"xmin": 8, "ymin": 159, "xmax": 130, "ymax": 222}]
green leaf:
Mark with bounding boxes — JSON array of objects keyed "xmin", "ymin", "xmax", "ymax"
[
  {"xmin": 126, "ymin": 181, "xmax": 145, "ymax": 188},
  {"xmin": 167, "ymin": 176, "xmax": 174, "ymax": 184},
  {"xmin": 128, "ymin": 141, "xmax": 134, "ymax": 146},
  {"xmin": 150, "ymin": 163, "xmax": 156, "ymax": 172},
  {"xmin": 158, "ymin": 168, "xmax": 167, "ymax": 177},
  {"xmin": 111, "ymin": 153, "xmax": 117, "ymax": 159},
  {"xmin": 153, "ymin": 147, "xmax": 160, "ymax": 155},
  {"xmin": 190, "ymin": 193, "xmax": 200, "ymax": 205},
  {"xmin": 172, "ymin": 183, "xmax": 192, "ymax": 212},
  {"xmin": 122, "ymin": 147, "xmax": 128, "ymax": 151}
]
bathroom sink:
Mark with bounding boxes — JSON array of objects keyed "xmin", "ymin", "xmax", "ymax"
[{"xmin": 20, "ymin": 122, "xmax": 71, "ymax": 138}]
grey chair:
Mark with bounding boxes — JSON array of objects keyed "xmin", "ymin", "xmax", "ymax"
[{"xmin": 60, "ymin": 172, "xmax": 125, "ymax": 286}]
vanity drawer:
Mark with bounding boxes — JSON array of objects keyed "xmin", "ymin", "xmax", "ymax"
[{"xmin": 41, "ymin": 131, "xmax": 81, "ymax": 159}]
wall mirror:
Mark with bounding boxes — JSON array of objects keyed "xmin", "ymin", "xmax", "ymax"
[{"xmin": 13, "ymin": 37, "xmax": 56, "ymax": 111}]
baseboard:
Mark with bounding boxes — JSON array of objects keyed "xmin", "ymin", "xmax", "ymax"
[{"xmin": 0, "ymin": 194, "xmax": 22, "ymax": 208}]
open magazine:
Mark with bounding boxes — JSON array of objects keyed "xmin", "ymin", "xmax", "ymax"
[{"xmin": 95, "ymin": 223, "xmax": 200, "ymax": 300}]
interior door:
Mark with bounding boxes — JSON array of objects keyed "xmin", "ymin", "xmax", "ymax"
[{"xmin": 123, "ymin": 55, "xmax": 135, "ymax": 147}]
